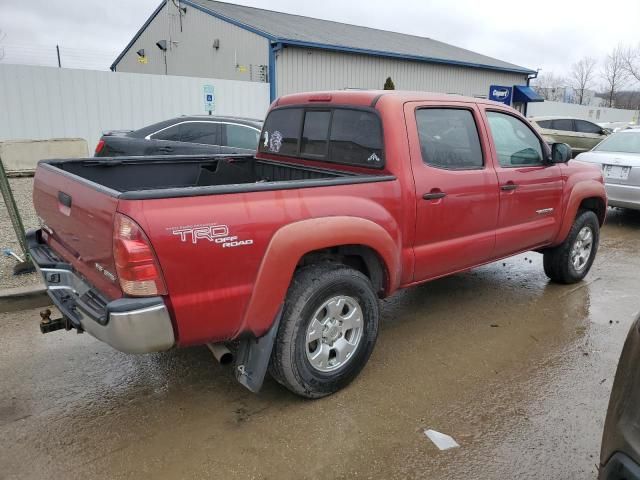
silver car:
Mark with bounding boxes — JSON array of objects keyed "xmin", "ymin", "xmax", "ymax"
[{"xmin": 576, "ymin": 128, "xmax": 640, "ymax": 210}]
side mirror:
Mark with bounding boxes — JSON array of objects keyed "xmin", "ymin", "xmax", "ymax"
[
  {"xmin": 551, "ymin": 142, "xmax": 572, "ymax": 163},
  {"xmin": 602, "ymin": 128, "xmax": 612, "ymax": 135}
]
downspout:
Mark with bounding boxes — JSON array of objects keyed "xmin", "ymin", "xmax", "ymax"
[
  {"xmin": 269, "ymin": 42, "xmax": 283, "ymax": 103},
  {"xmin": 524, "ymin": 69, "xmax": 540, "ymax": 117}
]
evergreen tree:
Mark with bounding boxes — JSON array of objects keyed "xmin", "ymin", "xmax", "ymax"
[{"xmin": 383, "ymin": 77, "xmax": 395, "ymax": 90}]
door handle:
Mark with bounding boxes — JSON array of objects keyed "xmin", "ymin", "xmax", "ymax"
[
  {"xmin": 423, "ymin": 191, "xmax": 447, "ymax": 200},
  {"xmin": 500, "ymin": 183, "xmax": 518, "ymax": 191}
]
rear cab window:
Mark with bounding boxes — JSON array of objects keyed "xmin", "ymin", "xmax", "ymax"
[
  {"xmin": 259, "ymin": 107, "xmax": 384, "ymax": 168},
  {"xmin": 224, "ymin": 124, "xmax": 260, "ymax": 150}
]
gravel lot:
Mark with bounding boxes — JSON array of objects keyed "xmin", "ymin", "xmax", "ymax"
[{"xmin": 0, "ymin": 177, "xmax": 41, "ymax": 289}]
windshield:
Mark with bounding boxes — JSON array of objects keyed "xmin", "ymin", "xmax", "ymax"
[{"xmin": 594, "ymin": 131, "xmax": 640, "ymax": 154}]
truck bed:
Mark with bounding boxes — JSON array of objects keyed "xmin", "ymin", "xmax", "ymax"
[{"xmin": 41, "ymin": 155, "xmax": 391, "ymax": 200}]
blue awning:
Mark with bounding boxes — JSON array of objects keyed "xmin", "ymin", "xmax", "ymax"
[{"xmin": 513, "ymin": 85, "xmax": 544, "ymax": 103}]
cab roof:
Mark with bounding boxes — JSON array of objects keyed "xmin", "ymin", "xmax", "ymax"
[{"xmin": 274, "ymin": 90, "xmax": 509, "ymax": 109}]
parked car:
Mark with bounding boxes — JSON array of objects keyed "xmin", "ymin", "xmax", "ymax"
[
  {"xmin": 530, "ymin": 116, "xmax": 609, "ymax": 156},
  {"xmin": 600, "ymin": 314, "xmax": 640, "ymax": 480},
  {"xmin": 94, "ymin": 116, "xmax": 263, "ymax": 157},
  {"xmin": 29, "ymin": 90, "xmax": 606, "ymax": 398},
  {"xmin": 576, "ymin": 128, "xmax": 640, "ymax": 210},
  {"xmin": 599, "ymin": 121, "xmax": 638, "ymax": 133}
]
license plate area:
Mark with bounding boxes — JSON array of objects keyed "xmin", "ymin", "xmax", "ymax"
[{"xmin": 603, "ymin": 164, "xmax": 631, "ymax": 180}]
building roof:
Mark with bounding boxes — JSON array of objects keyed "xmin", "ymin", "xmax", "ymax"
[{"xmin": 112, "ymin": 0, "xmax": 535, "ymax": 75}]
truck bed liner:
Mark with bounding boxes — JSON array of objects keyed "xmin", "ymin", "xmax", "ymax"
[{"xmin": 41, "ymin": 155, "xmax": 394, "ymax": 200}]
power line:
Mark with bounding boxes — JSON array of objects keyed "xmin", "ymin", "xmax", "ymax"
[{"xmin": 0, "ymin": 43, "xmax": 119, "ymax": 70}]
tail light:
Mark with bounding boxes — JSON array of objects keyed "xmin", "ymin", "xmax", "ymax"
[
  {"xmin": 94, "ymin": 139, "xmax": 105, "ymax": 155},
  {"xmin": 113, "ymin": 213, "xmax": 167, "ymax": 297}
]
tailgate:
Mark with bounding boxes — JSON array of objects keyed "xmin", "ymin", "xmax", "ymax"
[{"xmin": 33, "ymin": 164, "xmax": 122, "ymax": 300}]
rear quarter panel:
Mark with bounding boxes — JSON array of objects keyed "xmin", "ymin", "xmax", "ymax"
[{"xmin": 118, "ymin": 179, "xmax": 406, "ymax": 346}]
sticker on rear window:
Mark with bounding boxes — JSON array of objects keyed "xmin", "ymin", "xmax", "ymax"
[{"xmin": 269, "ymin": 130, "xmax": 283, "ymax": 153}]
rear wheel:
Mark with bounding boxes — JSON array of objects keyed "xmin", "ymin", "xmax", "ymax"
[
  {"xmin": 543, "ymin": 210, "xmax": 599, "ymax": 284},
  {"xmin": 269, "ymin": 263, "xmax": 380, "ymax": 398}
]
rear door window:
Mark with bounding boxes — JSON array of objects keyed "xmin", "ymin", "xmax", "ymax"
[
  {"xmin": 551, "ymin": 119, "xmax": 575, "ymax": 132},
  {"xmin": 151, "ymin": 124, "xmax": 182, "ymax": 141},
  {"xmin": 179, "ymin": 122, "xmax": 221, "ymax": 145},
  {"xmin": 415, "ymin": 108, "xmax": 483, "ymax": 169},
  {"xmin": 224, "ymin": 124, "xmax": 259, "ymax": 150},
  {"xmin": 575, "ymin": 120, "xmax": 602, "ymax": 134}
]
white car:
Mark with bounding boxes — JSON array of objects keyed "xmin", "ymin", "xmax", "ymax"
[{"xmin": 576, "ymin": 128, "xmax": 640, "ymax": 210}]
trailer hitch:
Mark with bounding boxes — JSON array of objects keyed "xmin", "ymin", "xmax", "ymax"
[{"xmin": 39, "ymin": 308, "xmax": 82, "ymax": 334}]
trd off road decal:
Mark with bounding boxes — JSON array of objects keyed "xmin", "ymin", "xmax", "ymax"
[{"xmin": 168, "ymin": 223, "xmax": 253, "ymax": 248}]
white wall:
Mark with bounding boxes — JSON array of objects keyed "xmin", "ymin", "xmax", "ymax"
[
  {"xmin": 0, "ymin": 64, "xmax": 270, "ymax": 150},
  {"xmin": 276, "ymin": 47, "xmax": 527, "ymax": 98},
  {"xmin": 528, "ymin": 101, "xmax": 639, "ymax": 124}
]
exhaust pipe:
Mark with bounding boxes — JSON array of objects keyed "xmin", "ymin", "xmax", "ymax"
[{"xmin": 207, "ymin": 343, "xmax": 233, "ymax": 365}]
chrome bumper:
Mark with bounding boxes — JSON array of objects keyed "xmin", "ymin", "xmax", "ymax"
[
  {"xmin": 28, "ymin": 231, "xmax": 175, "ymax": 354},
  {"xmin": 606, "ymin": 183, "xmax": 640, "ymax": 210}
]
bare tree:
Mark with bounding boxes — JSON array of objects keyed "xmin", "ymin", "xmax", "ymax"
[
  {"xmin": 569, "ymin": 57, "xmax": 597, "ymax": 105},
  {"xmin": 602, "ymin": 45, "xmax": 629, "ymax": 107},
  {"xmin": 532, "ymin": 72, "xmax": 566, "ymax": 101},
  {"xmin": 622, "ymin": 43, "xmax": 640, "ymax": 84}
]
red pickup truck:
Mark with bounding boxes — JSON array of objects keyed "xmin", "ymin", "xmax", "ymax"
[{"xmin": 29, "ymin": 90, "xmax": 606, "ymax": 398}]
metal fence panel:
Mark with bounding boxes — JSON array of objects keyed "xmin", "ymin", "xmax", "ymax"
[{"xmin": 0, "ymin": 64, "xmax": 270, "ymax": 150}]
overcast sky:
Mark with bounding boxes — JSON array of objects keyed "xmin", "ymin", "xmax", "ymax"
[{"xmin": 1, "ymin": 0, "xmax": 639, "ymax": 85}]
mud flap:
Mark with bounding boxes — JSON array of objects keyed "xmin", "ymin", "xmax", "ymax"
[{"xmin": 234, "ymin": 307, "xmax": 282, "ymax": 393}]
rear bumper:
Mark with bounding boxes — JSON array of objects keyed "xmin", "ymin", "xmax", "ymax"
[
  {"xmin": 605, "ymin": 183, "xmax": 640, "ymax": 210},
  {"xmin": 600, "ymin": 453, "xmax": 640, "ymax": 480},
  {"xmin": 27, "ymin": 230, "xmax": 175, "ymax": 353}
]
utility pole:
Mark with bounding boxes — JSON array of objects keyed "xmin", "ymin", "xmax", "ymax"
[{"xmin": 56, "ymin": 44, "xmax": 61, "ymax": 68}]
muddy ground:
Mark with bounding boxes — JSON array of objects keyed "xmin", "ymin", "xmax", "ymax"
[{"xmin": 1, "ymin": 209, "xmax": 639, "ymax": 479}]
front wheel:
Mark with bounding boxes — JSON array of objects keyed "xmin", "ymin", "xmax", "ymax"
[
  {"xmin": 269, "ymin": 263, "xmax": 380, "ymax": 398},
  {"xmin": 543, "ymin": 210, "xmax": 600, "ymax": 284}
]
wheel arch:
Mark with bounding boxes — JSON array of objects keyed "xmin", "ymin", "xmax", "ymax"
[
  {"xmin": 238, "ymin": 217, "xmax": 402, "ymax": 338},
  {"xmin": 578, "ymin": 196, "xmax": 606, "ymax": 226},
  {"xmin": 554, "ymin": 181, "xmax": 607, "ymax": 245}
]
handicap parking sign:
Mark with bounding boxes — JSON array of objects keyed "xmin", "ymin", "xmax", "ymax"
[{"xmin": 203, "ymin": 85, "xmax": 215, "ymax": 112}]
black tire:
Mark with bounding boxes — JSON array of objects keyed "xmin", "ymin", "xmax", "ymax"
[
  {"xmin": 269, "ymin": 263, "xmax": 380, "ymax": 398},
  {"xmin": 543, "ymin": 210, "xmax": 600, "ymax": 284}
]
